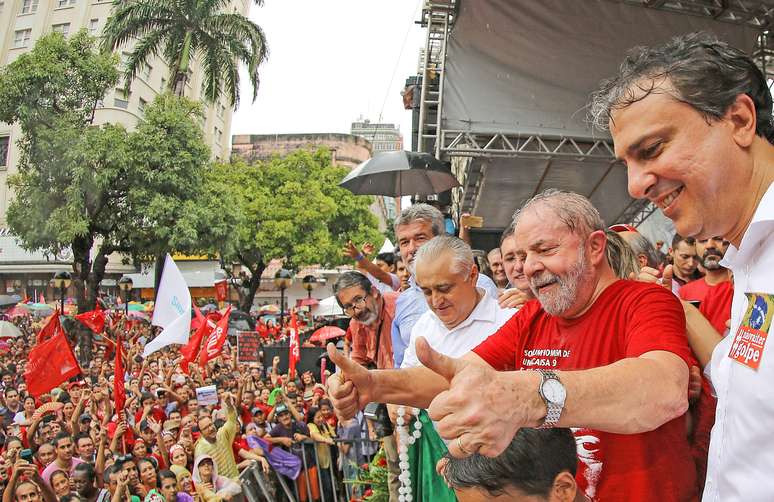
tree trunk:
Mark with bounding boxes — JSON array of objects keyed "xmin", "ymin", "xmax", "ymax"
[
  {"xmin": 239, "ymin": 262, "xmax": 265, "ymax": 312},
  {"xmin": 71, "ymin": 235, "xmax": 94, "ymax": 366}
]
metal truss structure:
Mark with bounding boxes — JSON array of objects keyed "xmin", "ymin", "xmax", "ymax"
[{"xmin": 417, "ymin": 0, "xmax": 774, "ymax": 227}]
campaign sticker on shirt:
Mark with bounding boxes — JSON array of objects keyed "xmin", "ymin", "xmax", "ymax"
[{"xmin": 728, "ymin": 293, "xmax": 773, "ymax": 370}]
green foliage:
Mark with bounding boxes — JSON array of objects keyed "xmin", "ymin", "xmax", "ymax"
[
  {"xmin": 345, "ymin": 448, "xmax": 390, "ymax": 502},
  {"xmin": 0, "ymin": 29, "xmax": 222, "ymax": 321},
  {"xmin": 210, "ymin": 148, "xmax": 383, "ymax": 309},
  {"xmin": 0, "ymin": 30, "xmax": 118, "ymax": 129},
  {"xmin": 101, "ymin": 0, "xmax": 268, "ymax": 105}
]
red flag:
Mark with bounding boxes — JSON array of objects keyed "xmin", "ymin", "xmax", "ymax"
[
  {"xmin": 190, "ymin": 305, "xmax": 206, "ymax": 332},
  {"xmin": 199, "ymin": 307, "xmax": 232, "ymax": 367},
  {"xmin": 25, "ymin": 330, "xmax": 81, "ymax": 396},
  {"xmin": 214, "ymin": 280, "xmax": 227, "ymax": 302},
  {"xmin": 288, "ymin": 310, "xmax": 300, "ymax": 379},
  {"xmin": 180, "ymin": 314, "xmax": 217, "ymax": 374},
  {"xmin": 22, "ymin": 292, "xmax": 29, "ymax": 304},
  {"xmin": 75, "ymin": 305, "xmax": 105, "ymax": 334},
  {"xmin": 39, "ymin": 293, "xmax": 45, "ymax": 303},
  {"xmin": 37, "ymin": 313, "xmax": 65, "ymax": 344},
  {"xmin": 114, "ymin": 331, "xmax": 126, "ymax": 412}
]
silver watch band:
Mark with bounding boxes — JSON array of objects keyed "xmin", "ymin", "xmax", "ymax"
[{"xmin": 537, "ymin": 369, "xmax": 563, "ymax": 429}]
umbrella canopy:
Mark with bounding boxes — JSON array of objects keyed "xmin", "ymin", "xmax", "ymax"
[
  {"xmin": 0, "ymin": 295, "xmax": 18, "ymax": 308},
  {"xmin": 308, "ymin": 326, "xmax": 345, "ymax": 344},
  {"xmin": 259, "ymin": 304, "xmax": 280, "ymax": 314},
  {"xmin": 339, "ymin": 150, "xmax": 460, "ymax": 196},
  {"xmin": 6, "ymin": 306, "xmax": 30, "ymax": 318},
  {"xmin": 0, "ymin": 321, "xmax": 22, "ymax": 338},
  {"xmin": 310, "ymin": 296, "xmax": 344, "ymax": 317}
]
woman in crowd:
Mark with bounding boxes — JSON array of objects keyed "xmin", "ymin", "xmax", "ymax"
[
  {"xmin": 191, "ymin": 455, "xmax": 241, "ymax": 502},
  {"xmin": 308, "ymin": 407, "xmax": 336, "ymax": 502},
  {"xmin": 50, "ymin": 470, "xmax": 72, "ymax": 500},
  {"xmin": 14, "ymin": 396, "xmax": 36, "ymax": 427},
  {"xmin": 169, "ymin": 465, "xmax": 195, "ymax": 501},
  {"xmin": 138, "ymin": 457, "xmax": 160, "ymax": 500}
]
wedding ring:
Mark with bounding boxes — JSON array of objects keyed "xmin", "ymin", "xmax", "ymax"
[{"xmin": 457, "ymin": 435, "xmax": 473, "ymax": 455}]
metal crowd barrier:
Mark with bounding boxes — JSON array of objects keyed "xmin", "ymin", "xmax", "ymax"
[{"xmin": 264, "ymin": 437, "xmax": 381, "ymax": 502}]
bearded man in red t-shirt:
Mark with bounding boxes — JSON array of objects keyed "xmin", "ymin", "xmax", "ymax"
[{"xmin": 327, "ymin": 189, "xmax": 697, "ymax": 502}]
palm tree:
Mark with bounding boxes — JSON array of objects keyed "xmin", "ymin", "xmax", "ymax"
[{"xmin": 101, "ymin": 0, "xmax": 268, "ymax": 106}]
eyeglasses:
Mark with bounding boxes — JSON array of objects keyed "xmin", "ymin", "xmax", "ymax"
[{"xmin": 342, "ymin": 296, "xmax": 367, "ymax": 316}]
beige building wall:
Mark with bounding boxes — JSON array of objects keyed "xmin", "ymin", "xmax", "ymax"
[
  {"xmin": 231, "ymin": 133, "xmax": 373, "ymax": 170},
  {"xmin": 0, "ymin": 0, "xmax": 249, "ymax": 225}
]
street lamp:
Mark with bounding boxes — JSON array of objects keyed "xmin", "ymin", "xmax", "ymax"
[
  {"xmin": 118, "ymin": 276, "xmax": 133, "ymax": 319},
  {"xmin": 52, "ymin": 271, "xmax": 71, "ymax": 314},
  {"xmin": 302, "ymin": 275, "xmax": 317, "ymax": 299},
  {"xmin": 274, "ymin": 269, "xmax": 292, "ymax": 328}
]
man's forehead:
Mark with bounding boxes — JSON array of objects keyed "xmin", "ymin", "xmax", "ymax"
[
  {"xmin": 337, "ymin": 285, "xmax": 366, "ymax": 302},
  {"xmin": 396, "ymin": 219, "xmax": 433, "ymax": 238}
]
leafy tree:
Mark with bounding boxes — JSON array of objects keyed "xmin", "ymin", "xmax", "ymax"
[
  {"xmin": 101, "ymin": 0, "xmax": 268, "ymax": 105},
  {"xmin": 211, "ymin": 149, "xmax": 384, "ymax": 311},
  {"xmin": 0, "ymin": 32, "xmax": 225, "ymax": 362}
]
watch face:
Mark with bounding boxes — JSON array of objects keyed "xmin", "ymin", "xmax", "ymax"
[{"xmin": 543, "ymin": 379, "xmax": 566, "ymax": 404}]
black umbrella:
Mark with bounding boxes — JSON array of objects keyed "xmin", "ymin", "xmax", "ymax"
[
  {"xmin": 339, "ymin": 150, "xmax": 460, "ymax": 196},
  {"xmin": 0, "ymin": 295, "xmax": 18, "ymax": 308}
]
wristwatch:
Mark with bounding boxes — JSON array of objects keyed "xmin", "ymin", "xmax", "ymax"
[{"xmin": 536, "ymin": 370, "xmax": 566, "ymax": 429}]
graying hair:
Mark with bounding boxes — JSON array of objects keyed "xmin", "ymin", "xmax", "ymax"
[
  {"xmin": 589, "ymin": 32, "xmax": 774, "ymax": 142},
  {"xmin": 512, "ymin": 189, "xmax": 605, "ymax": 239},
  {"xmin": 605, "ymin": 230, "xmax": 640, "ymax": 280},
  {"xmin": 332, "ymin": 271, "xmax": 372, "ymax": 306},
  {"xmin": 393, "ymin": 203, "xmax": 444, "ymax": 237},
  {"xmin": 414, "ymin": 235, "xmax": 474, "ymax": 277},
  {"xmin": 626, "ymin": 233, "xmax": 660, "ymax": 268}
]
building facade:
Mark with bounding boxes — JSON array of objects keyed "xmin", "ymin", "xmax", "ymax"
[{"xmin": 231, "ymin": 133, "xmax": 372, "ymax": 170}]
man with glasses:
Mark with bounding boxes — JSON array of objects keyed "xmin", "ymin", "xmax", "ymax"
[
  {"xmin": 334, "ymin": 270, "xmax": 400, "ymax": 500},
  {"xmin": 335, "ymin": 271, "xmax": 398, "ymax": 371}
]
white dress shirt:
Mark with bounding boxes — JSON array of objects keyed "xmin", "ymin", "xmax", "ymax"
[
  {"xmin": 704, "ymin": 181, "xmax": 774, "ymax": 501},
  {"xmin": 401, "ymin": 288, "xmax": 515, "ymax": 369}
]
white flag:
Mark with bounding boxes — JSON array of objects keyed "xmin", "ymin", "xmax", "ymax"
[{"xmin": 143, "ymin": 254, "xmax": 191, "ymax": 357}]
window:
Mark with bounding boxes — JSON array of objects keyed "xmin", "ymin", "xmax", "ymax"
[
  {"xmin": 138, "ymin": 98, "xmax": 147, "ymax": 113},
  {"xmin": 0, "ymin": 136, "xmax": 9, "ymax": 168},
  {"xmin": 142, "ymin": 64, "xmax": 151, "ymax": 80},
  {"xmin": 113, "ymin": 90, "xmax": 129, "ymax": 109},
  {"xmin": 13, "ymin": 29, "xmax": 31, "ymax": 48},
  {"xmin": 160, "ymin": 77, "xmax": 166, "ymax": 92},
  {"xmin": 56, "ymin": 0, "xmax": 76, "ymax": 7},
  {"xmin": 20, "ymin": 0, "xmax": 38, "ymax": 14},
  {"xmin": 52, "ymin": 23, "xmax": 70, "ymax": 36},
  {"xmin": 120, "ymin": 52, "xmax": 130, "ymax": 69},
  {"xmin": 88, "ymin": 18, "xmax": 99, "ymax": 35},
  {"xmin": 217, "ymin": 103, "xmax": 225, "ymax": 118},
  {"xmin": 214, "ymin": 127, "xmax": 222, "ymax": 144}
]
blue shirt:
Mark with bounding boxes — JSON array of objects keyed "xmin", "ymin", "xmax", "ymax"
[{"xmin": 391, "ymin": 273, "xmax": 498, "ymax": 367}]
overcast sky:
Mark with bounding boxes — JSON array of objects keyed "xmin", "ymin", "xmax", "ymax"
[{"xmin": 231, "ymin": 0, "xmax": 425, "ymax": 145}]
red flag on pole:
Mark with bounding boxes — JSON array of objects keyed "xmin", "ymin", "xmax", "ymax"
[
  {"xmin": 75, "ymin": 305, "xmax": 105, "ymax": 334},
  {"xmin": 288, "ymin": 310, "xmax": 300, "ymax": 380},
  {"xmin": 25, "ymin": 329, "xmax": 81, "ymax": 396},
  {"xmin": 181, "ymin": 314, "xmax": 216, "ymax": 374},
  {"xmin": 199, "ymin": 307, "xmax": 232, "ymax": 367},
  {"xmin": 37, "ymin": 313, "xmax": 65, "ymax": 344},
  {"xmin": 190, "ymin": 305, "xmax": 206, "ymax": 332},
  {"xmin": 114, "ymin": 331, "xmax": 126, "ymax": 412}
]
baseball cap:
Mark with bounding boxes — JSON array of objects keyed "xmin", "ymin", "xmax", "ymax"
[
  {"xmin": 163, "ymin": 419, "xmax": 180, "ymax": 432},
  {"xmin": 251, "ymin": 407, "xmax": 265, "ymax": 416},
  {"xmin": 274, "ymin": 404, "xmax": 289, "ymax": 415},
  {"xmin": 79, "ymin": 413, "xmax": 92, "ymax": 423}
]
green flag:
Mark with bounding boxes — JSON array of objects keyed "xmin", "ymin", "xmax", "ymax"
[{"xmin": 407, "ymin": 410, "xmax": 457, "ymax": 501}]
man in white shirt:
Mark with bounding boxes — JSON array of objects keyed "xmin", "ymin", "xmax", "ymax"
[
  {"xmin": 592, "ymin": 32, "xmax": 774, "ymax": 500},
  {"xmin": 401, "ymin": 235, "xmax": 515, "ymax": 369}
]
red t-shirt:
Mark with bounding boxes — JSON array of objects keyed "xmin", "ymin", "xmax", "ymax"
[
  {"xmin": 679, "ymin": 278, "xmax": 713, "ymax": 303},
  {"xmin": 698, "ymin": 280, "xmax": 733, "ymax": 336},
  {"xmin": 473, "ymin": 280, "xmax": 697, "ymax": 502}
]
